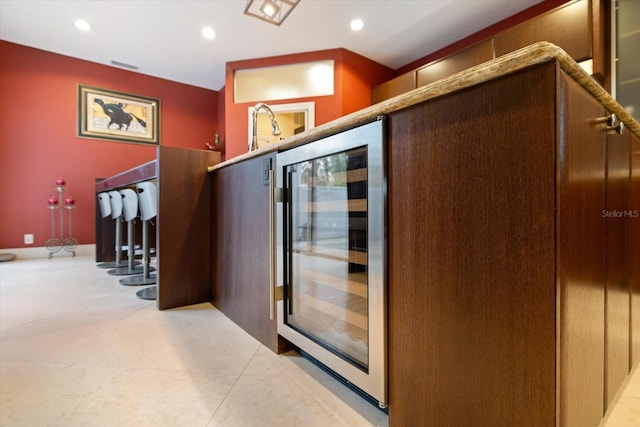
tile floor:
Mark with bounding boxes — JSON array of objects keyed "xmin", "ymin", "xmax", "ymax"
[
  {"xmin": 0, "ymin": 253, "xmax": 638, "ymax": 426},
  {"xmin": 0, "ymin": 254, "xmax": 387, "ymax": 427}
]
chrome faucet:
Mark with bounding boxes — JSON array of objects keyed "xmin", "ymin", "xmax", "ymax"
[{"xmin": 250, "ymin": 103, "xmax": 281, "ymax": 152}]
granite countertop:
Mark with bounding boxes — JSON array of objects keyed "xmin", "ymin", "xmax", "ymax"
[{"xmin": 209, "ymin": 41, "xmax": 640, "ymax": 172}]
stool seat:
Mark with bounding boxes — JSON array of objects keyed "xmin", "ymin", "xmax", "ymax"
[
  {"xmin": 108, "ymin": 188, "xmax": 151, "ymax": 276},
  {"xmin": 120, "ymin": 189, "xmax": 138, "ymax": 222},
  {"xmin": 96, "ymin": 191, "xmax": 129, "ymax": 269},
  {"xmin": 137, "ymin": 181, "xmax": 158, "ymax": 220},
  {"xmin": 97, "ymin": 192, "xmax": 111, "ymax": 218},
  {"xmin": 122, "ymin": 181, "xmax": 158, "ymax": 294},
  {"xmin": 108, "ymin": 190, "xmax": 123, "ymax": 219}
]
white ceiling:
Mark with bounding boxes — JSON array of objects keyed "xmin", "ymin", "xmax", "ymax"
[{"xmin": 0, "ymin": 0, "xmax": 543, "ymax": 91}]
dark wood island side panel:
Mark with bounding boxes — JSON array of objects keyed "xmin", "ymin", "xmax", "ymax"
[
  {"xmin": 156, "ymin": 146, "xmax": 219, "ymax": 310},
  {"xmin": 388, "ymin": 63, "xmax": 557, "ymax": 426}
]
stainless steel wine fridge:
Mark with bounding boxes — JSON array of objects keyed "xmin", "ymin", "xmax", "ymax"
[{"xmin": 274, "ymin": 117, "xmax": 387, "ymax": 407}]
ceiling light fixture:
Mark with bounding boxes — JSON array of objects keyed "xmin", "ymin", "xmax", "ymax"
[
  {"xmin": 74, "ymin": 19, "xmax": 92, "ymax": 31},
  {"xmin": 202, "ymin": 27, "xmax": 216, "ymax": 40},
  {"xmin": 244, "ymin": 0, "xmax": 300, "ymax": 26},
  {"xmin": 261, "ymin": 0, "xmax": 280, "ymax": 18},
  {"xmin": 350, "ymin": 19, "xmax": 364, "ymax": 31}
]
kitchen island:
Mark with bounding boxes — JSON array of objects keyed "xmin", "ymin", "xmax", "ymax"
[{"xmin": 209, "ymin": 42, "xmax": 640, "ymax": 426}]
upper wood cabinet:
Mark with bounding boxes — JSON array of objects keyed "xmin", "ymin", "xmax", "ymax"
[
  {"xmin": 371, "ymin": 71, "xmax": 416, "ymax": 104},
  {"xmin": 416, "ymin": 40, "xmax": 494, "ymax": 88},
  {"xmin": 373, "ymin": 0, "xmax": 598, "ymax": 103},
  {"xmin": 494, "ymin": 0, "xmax": 591, "ymax": 61}
]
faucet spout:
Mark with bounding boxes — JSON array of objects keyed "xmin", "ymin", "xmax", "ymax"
[{"xmin": 250, "ymin": 103, "xmax": 281, "ymax": 152}]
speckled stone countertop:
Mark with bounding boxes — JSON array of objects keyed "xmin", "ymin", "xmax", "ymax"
[{"xmin": 209, "ymin": 42, "xmax": 640, "ymax": 172}]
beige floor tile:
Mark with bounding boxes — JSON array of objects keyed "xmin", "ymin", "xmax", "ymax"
[{"xmin": 0, "ymin": 255, "xmax": 388, "ymax": 426}]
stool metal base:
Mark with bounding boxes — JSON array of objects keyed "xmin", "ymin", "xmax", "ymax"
[
  {"xmin": 136, "ymin": 286, "xmax": 157, "ymax": 300},
  {"xmin": 107, "ymin": 265, "xmax": 155, "ymax": 276},
  {"xmin": 119, "ymin": 274, "xmax": 157, "ymax": 286},
  {"xmin": 97, "ymin": 261, "xmax": 138, "ymax": 269}
]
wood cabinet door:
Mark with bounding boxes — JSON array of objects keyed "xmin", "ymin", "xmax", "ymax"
[
  {"xmin": 556, "ymin": 71, "xmax": 607, "ymax": 427},
  {"xmin": 416, "ymin": 40, "xmax": 493, "ymax": 88},
  {"xmin": 494, "ymin": 0, "xmax": 591, "ymax": 61},
  {"xmin": 211, "ymin": 153, "xmax": 282, "ymax": 352},
  {"xmin": 372, "ymin": 72, "xmax": 416, "ymax": 104},
  {"xmin": 604, "ymin": 130, "xmax": 631, "ymax": 409},
  {"xmin": 388, "ymin": 63, "xmax": 557, "ymax": 426},
  {"xmin": 630, "ymin": 133, "xmax": 640, "ymax": 367}
]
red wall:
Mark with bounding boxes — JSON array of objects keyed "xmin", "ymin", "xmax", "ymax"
[
  {"xmin": 0, "ymin": 41, "xmax": 219, "ymax": 249},
  {"xmin": 224, "ymin": 48, "xmax": 393, "ymax": 160}
]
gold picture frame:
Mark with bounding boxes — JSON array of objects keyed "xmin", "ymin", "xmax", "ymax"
[{"xmin": 78, "ymin": 85, "xmax": 160, "ymax": 145}]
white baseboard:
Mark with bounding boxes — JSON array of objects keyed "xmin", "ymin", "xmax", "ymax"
[{"xmin": 0, "ymin": 244, "xmax": 96, "ymax": 260}]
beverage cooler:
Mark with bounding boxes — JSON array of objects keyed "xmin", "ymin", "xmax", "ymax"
[{"xmin": 274, "ymin": 117, "xmax": 387, "ymax": 407}]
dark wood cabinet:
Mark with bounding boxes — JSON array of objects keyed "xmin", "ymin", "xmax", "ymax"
[
  {"xmin": 156, "ymin": 146, "xmax": 219, "ymax": 310},
  {"xmin": 388, "ymin": 61, "xmax": 637, "ymax": 426},
  {"xmin": 604, "ymin": 129, "xmax": 632, "ymax": 408},
  {"xmin": 210, "ymin": 152, "xmax": 288, "ymax": 353},
  {"xmin": 416, "ymin": 39, "xmax": 494, "ymax": 88},
  {"xmin": 372, "ymin": 0, "xmax": 599, "ymax": 103},
  {"xmin": 494, "ymin": 0, "xmax": 592, "ymax": 61},
  {"xmin": 372, "ymin": 72, "xmax": 416, "ymax": 104},
  {"xmin": 631, "ymin": 133, "xmax": 640, "ymax": 368},
  {"xmin": 556, "ymin": 71, "xmax": 606, "ymax": 427}
]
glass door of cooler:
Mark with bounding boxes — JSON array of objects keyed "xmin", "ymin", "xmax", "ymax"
[
  {"xmin": 276, "ymin": 117, "xmax": 387, "ymax": 406},
  {"xmin": 284, "ymin": 146, "xmax": 370, "ymax": 369}
]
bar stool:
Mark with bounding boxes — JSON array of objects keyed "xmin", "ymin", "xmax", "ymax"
[
  {"xmin": 96, "ymin": 192, "xmax": 114, "ymax": 268},
  {"xmin": 97, "ymin": 191, "xmax": 141, "ymax": 269},
  {"xmin": 135, "ymin": 181, "xmax": 158, "ymax": 300},
  {"xmin": 120, "ymin": 182, "xmax": 158, "ymax": 290},
  {"xmin": 108, "ymin": 189, "xmax": 147, "ymax": 276},
  {"xmin": 97, "ymin": 191, "xmax": 128, "ymax": 269}
]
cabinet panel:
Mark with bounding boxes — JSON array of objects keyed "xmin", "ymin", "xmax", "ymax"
[
  {"xmin": 157, "ymin": 146, "xmax": 218, "ymax": 310},
  {"xmin": 495, "ymin": 0, "xmax": 591, "ymax": 61},
  {"xmin": 557, "ymin": 71, "xmax": 606, "ymax": 427},
  {"xmin": 211, "ymin": 153, "xmax": 287, "ymax": 353},
  {"xmin": 389, "ymin": 63, "xmax": 557, "ymax": 426},
  {"xmin": 416, "ymin": 39, "xmax": 493, "ymax": 87},
  {"xmin": 604, "ymin": 131, "xmax": 631, "ymax": 408},
  {"xmin": 371, "ymin": 71, "xmax": 416, "ymax": 104},
  {"xmin": 631, "ymin": 134, "xmax": 640, "ymax": 367}
]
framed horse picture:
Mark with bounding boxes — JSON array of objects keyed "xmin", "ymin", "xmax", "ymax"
[{"xmin": 77, "ymin": 85, "xmax": 160, "ymax": 145}]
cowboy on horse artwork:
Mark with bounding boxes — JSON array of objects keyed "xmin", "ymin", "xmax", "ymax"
[{"xmin": 94, "ymin": 98, "xmax": 146, "ymax": 131}]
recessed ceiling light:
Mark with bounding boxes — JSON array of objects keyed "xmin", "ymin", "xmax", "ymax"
[
  {"xmin": 74, "ymin": 19, "xmax": 92, "ymax": 31},
  {"xmin": 202, "ymin": 26, "xmax": 216, "ymax": 40},
  {"xmin": 350, "ymin": 19, "xmax": 364, "ymax": 31}
]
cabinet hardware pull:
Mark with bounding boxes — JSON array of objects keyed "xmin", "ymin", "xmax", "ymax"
[
  {"xmin": 591, "ymin": 114, "xmax": 624, "ymax": 135},
  {"xmin": 269, "ymin": 168, "xmax": 276, "ymax": 321},
  {"xmin": 592, "ymin": 113, "xmax": 618, "ymax": 127},
  {"xmin": 606, "ymin": 121, "xmax": 625, "ymax": 135}
]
